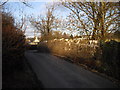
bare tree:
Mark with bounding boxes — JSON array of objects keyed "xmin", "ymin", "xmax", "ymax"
[
  {"xmin": 62, "ymin": 2, "xmax": 119, "ymax": 40},
  {"xmin": 30, "ymin": 4, "xmax": 59, "ymax": 37},
  {"xmin": 1, "ymin": 0, "xmax": 32, "ymax": 34},
  {"xmin": 0, "ymin": 0, "xmax": 9, "ymax": 6}
]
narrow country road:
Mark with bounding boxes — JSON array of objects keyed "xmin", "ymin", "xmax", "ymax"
[{"xmin": 25, "ymin": 50, "xmax": 116, "ymax": 88}]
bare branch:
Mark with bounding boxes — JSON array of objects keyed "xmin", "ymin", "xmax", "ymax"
[{"xmin": 0, "ymin": 0, "xmax": 9, "ymax": 6}]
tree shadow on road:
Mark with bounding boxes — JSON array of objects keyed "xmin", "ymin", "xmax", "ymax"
[{"xmin": 37, "ymin": 42, "xmax": 51, "ymax": 54}]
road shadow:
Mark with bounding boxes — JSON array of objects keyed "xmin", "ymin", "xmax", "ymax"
[
  {"xmin": 37, "ymin": 42, "xmax": 51, "ymax": 54},
  {"xmin": 27, "ymin": 45, "xmax": 38, "ymax": 50},
  {"xmin": 26, "ymin": 42, "xmax": 51, "ymax": 54}
]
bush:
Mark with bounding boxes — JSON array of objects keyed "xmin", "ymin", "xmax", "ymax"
[
  {"xmin": 2, "ymin": 12, "xmax": 26, "ymax": 73},
  {"xmin": 37, "ymin": 42, "xmax": 51, "ymax": 53},
  {"xmin": 43, "ymin": 39, "xmax": 101, "ymax": 68},
  {"xmin": 100, "ymin": 40, "xmax": 120, "ymax": 79}
]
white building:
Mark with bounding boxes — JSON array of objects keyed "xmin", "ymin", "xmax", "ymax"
[{"xmin": 29, "ymin": 36, "xmax": 40, "ymax": 45}]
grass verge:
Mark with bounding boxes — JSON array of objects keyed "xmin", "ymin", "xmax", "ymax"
[{"xmin": 53, "ymin": 54, "xmax": 120, "ymax": 88}]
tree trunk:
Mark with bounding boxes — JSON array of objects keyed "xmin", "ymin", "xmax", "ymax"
[
  {"xmin": 92, "ymin": 27, "xmax": 97, "ymax": 40},
  {"xmin": 100, "ymin": 2, "xmax": 105, "ymax": 40}
]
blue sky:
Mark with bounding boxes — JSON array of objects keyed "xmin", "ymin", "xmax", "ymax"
[{"xmin": 4, "ymin": 1, "xmax": 80, "ymax": 37}]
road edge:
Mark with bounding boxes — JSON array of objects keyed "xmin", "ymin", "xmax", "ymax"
[
  {"xmin": 24, "ymin": 56, "xmax": 45, "ymax": 89},
  {"xmin": 53, "ymin": 54, "xmax": 120, "ymax": 88}
]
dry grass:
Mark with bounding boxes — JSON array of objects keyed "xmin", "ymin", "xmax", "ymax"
[
  {"xmin": 38, "ymin": 39, "xmax": 120, "ymax": 83},
  {"xmin": 43, "ymin": 39, "xmax": 102, "ymax": 68}
]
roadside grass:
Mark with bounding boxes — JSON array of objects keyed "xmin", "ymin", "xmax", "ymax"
[{"xmin": 54, "ymin": 54, "xmax": 120, "ymax": 88}]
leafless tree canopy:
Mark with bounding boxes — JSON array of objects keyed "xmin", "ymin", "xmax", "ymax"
[
  {"xmin": 0, "ymin": 0, "xmax": 32, "ymax": 7},
  {"xmin": 30, "ymin": 4, "xmax": 61, "ymax": 37},
  {"xmin": 62, "ymin": 2, "xmax": 119, "ymax": 40}
]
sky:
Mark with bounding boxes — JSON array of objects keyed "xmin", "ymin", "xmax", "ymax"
[
  {"xmin": 4, "ymin": 1, "xmax": 119, "ymax": 38},
  {"xmin": 4, "ymin": 1, "xmax": 76, "ymax": 38}
]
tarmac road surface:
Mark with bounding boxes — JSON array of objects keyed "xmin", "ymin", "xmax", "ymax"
[{"xmin": 25, "ymin": 50, "xmax": 116, "ymax": 88}]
